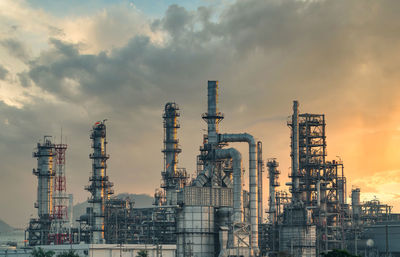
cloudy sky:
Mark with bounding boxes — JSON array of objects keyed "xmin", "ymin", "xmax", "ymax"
[{"xmin": 1, "ymin": 0, "xmax": 400, "ymax": 227}]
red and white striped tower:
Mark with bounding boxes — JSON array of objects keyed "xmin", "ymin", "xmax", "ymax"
[{"xmin": 50, "ymin": 143, "xmax": 69, "ymax": 244}]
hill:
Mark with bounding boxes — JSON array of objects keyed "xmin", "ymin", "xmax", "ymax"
[{"xmin": 0, "ymin": 219, "xmax": 14, "ymax": 233}]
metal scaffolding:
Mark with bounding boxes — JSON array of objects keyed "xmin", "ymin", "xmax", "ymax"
[{"xmin": 49, "ymin": 143, "xmax": 69, "ymax": 244}]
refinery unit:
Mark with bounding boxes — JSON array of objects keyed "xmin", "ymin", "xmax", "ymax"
[{"xmin": 13, "ymin": 81, "xmax": 400, "ymax": 257}]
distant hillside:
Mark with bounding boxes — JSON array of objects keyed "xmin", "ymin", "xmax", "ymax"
[
  {"xmin": 72, "ymin": 193, "xmax": 153, "ymax": 224},
  {"xmin": 0, "ymin": 219, "xmax": 14, "ymax": 233}
]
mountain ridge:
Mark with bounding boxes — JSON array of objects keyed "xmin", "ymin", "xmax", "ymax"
[{"xmin": 0, "ymin": 219, "xmax": 14, "ymax": 233}]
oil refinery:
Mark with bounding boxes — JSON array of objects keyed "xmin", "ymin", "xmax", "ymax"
[{"xmin": 3, "ymin": 81, "xmax": 400, "ymax": 257}]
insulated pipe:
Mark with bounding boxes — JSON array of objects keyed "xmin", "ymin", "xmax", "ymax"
[
  {"xmin": 219, "ymin": 133, "xmax": 258, "ymax": 255},
  {"xmin": 257, "ymin": 141, "xmax": 263, "ymax": 224},
  {"xmin": 215, "ymin": 148, "xmax": 242, "ymax": 223},
  {"xmin": 291, "ymin": 101, "xmax": 300, "ymax": 202}
]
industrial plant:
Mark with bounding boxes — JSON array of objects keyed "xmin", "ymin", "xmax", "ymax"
[{"xmin": 3, "ymin": 81, "xmax": 399, "ymax": 256}]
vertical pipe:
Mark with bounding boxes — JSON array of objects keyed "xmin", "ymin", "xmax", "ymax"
[
  {"xmin": 249, "ymin": 140, "xmax": 258, "ymax": 255},
  {"xmin": 291, "ymin": 101, "xmax": 300, "ymax": 202},
  {"xmin": 257, "ymin": 141, "xmax": 263, "ymax": 224},
  {"xmin": 69, "ymin": 194, "xmax": 73, "ymax": 241},
  {"xmin": 219, "ymin": 133, "xmax": 258, "ymax": 255},
  {"xmin": 317, "ymin": 180, "xmax": 321, "ymax": 207}
]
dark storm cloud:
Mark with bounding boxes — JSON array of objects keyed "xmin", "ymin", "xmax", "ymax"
[
  {"xmin": 0, "ymin": 64, "xmax": 8, "ymax": 80},
  {"xmin": 17, "ymin": 72, "xmax": 32, "ymax": 87},
  {"xmin": 3, "ymin": 0, "xmax": 400, "ymax": 226},
  {"xmin": 0, "ymin": 38, "xmax": 30, "ymax": 62}
]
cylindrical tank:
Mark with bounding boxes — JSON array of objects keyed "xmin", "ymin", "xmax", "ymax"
[
  {"xmin": 279, "ymin": 224, "xmax": 316, "ymax": 257},
  {"xmin": 337, "ymin": 177, "xmax": 346, "ymax": 205},
  {"xmin": 352, "ymin": 188, "xmax": 361, "ymax": 220},
  {"xmin": 177, "ymin": 206, "xmax": 215, "ymax": 257}
]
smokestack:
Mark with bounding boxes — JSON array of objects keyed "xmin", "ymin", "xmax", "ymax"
[{"xmin": 203, "ymin": 81, "xmax": 223, "ymax": 145}]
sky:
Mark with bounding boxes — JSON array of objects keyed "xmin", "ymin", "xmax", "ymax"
[{"xmin": 1, "ymin": 0, "xmax": 400, "ymax": 228}]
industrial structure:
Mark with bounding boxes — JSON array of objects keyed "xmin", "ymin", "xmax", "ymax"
[
  {"xmin": 26, "ymin": 136, "xmax": 73, "ymax": 246},
  {"xmin": 49, "ymin": 143, "xmax": 69, "ymax": 244},
  {"xmin": 21, "ymin": 81, "xmax": 400, "ymax": 257}
]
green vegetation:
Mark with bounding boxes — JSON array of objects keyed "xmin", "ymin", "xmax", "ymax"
[
  {"xmin": 136, "ymin": 250, "xmax": 148, "ymax": 257},
  {"xmin": 31, "ymin": 248, "xmax": 81, "ymax": 257},
  {"xmin": 31, "ymin": 248, "xmax": 55, "ymax": 257},
  {"xmin": 56, "ymin": 250, "xmax": 80, "ymax": 257},
  {"xmin": 321, "ymin": 249, "xmax": 358, "ymax": 257}
]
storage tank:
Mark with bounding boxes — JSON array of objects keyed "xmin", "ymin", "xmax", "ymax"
[
  {"xmin": 177, "ymin": 206, "xmax": 215, "ymax": 257},
  {"xmin": 352, "ymin": 188, "xmax": 361, "ymax": 222}
]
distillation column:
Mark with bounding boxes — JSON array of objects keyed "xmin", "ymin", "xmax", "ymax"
[
  {"xmin": 29, "ymin": 136, "xmax": 55, "ymax": 245},
  {"xmin": 267, "ymin": 159, "xmax": 280, "ymax": 224},
  {"xmin": 290, "ymin": 100, "xmax": 301, "ymax": 203},
  {"xmin": 86, "ymin": 120, "xmax": 113, "ymax": 244},
  {"xmin": 162, "ymin": 102, "xmax": 182, "ymax": 205},
  {"xmin": 33, "ymin": 137, "xmax": 55, "ymax": 221}
]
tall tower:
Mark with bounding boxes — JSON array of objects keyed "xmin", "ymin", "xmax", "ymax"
[
  {"xmin": 85, "ymin": 120, "xmax": 114, "ymax": 244},
  {"xmin": 267, "ymin": 158, "xmax": 280, "ymax": 224},
  {"xmin": 30, "ymin": 136, "xmax": 56, "ymax": 245},
  {"xmin": 34, "ymin": 136, "xmax": 55, "ymax": 219},
  {"xmin": 161, "ymin": 103, "xmax": 187, "ymax": 205},
  {"xmin": 289, "ymin": 100, "xmax": 300, "ymax": 203},
  {"xmin": 202, "ymin": 81, "xmax": 224, "ymax": 145},
  {"xmin": 50, "ymin": 143, "xmax": 69, "ymax": 244},
  {"xmin": 197, "ymin": 80, "xmax": 225, "ymax": 186}
]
